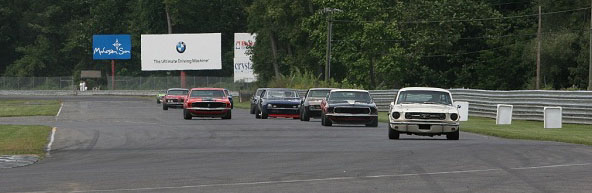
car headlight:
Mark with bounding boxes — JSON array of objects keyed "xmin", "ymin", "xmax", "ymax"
[
  {"xmin": 450, "ymin": 113, "xmax": 459, "ymax": 121},
  {"xmin": 267, "ymin": 104, "xmax": 272, "ymax": 108},
  {"xmin": 391, "ymin": 112, "xmax": 400, "ymax": 119}
]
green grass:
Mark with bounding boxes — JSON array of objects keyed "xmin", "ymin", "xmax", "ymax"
[
  {"xmin": 460, "ymin": 116, "xmax": 592, "ymax": 145},
  {"xmin": 0, "ymin": 100, "xmax": 61, "ymax": 117},
  {"xmin": 379, "ymin": 113, "xmax": 592, "ymax": 146},
  {"xmin": 234, "ymin": 101, "xmax": 252, "ymax": 109},
  {"xmin": 0, "ymin": 125, "xmax": 52, "ymax": 155}
]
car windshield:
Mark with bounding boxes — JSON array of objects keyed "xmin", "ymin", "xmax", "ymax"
[
  {"xmin": 255, "ymin": 89, "xmax": 263, "ymax": 97},
  {"xmin": 190, "ymin": 90, "xmax": 226, "ymax": 98},
  {"xmin": 308, "ymin": 90, "xmax": 330, "ymax": 98},
  {"xmin": 267, "ymin": 90, "xmax": 299, "ymax": 98},
  {"xmin": 396, "ymin": 90, "xmax": 452, "ymax": 105},
  {"xmin": 328, "ymin": 91, "xmax": 371, "ymax": 103},
  {"xmin": 168, "ymin": 90, "xmax": 188, "ymax": 95}
]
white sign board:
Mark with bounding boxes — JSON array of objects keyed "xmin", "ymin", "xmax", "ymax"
[
  {"xmin": 544, "ymin": 107, "xmax": 562, "ymax": 128},
  {"xmin": 141, "ymin": 33, "xmax": 221, "ymax": 71},
  {"xmin": 234, "ymin": 33, "xmax": 256, "ymax": 58},
  {"xmin": 234, "ymin": 57, "xmax": 256, "ymax": 83},
  {"xmin": 234, "ymin": 33, "xmax": 257, "ymax": 83},
  {"xmin": 453, "ymin": 101, "xmax": 469, "ymax": 121},
  {"xmin": 496, "ymin": 104, "xmax": 513, "ymax": 125}
]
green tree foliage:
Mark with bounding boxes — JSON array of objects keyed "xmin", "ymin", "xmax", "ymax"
[{"xmin": 0, "ymin": 0, "xmax": 590, "ymax": 90}]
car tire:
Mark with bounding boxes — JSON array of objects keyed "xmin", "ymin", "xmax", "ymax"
[
  {"xmin": 366, "ymin": 118, "xmax": 378, "ymax": 127},
  {"xmin": 255, "ymin": 108, "xmax": 261, "ymax": 119},
  {"xmin": 163, "ymin": 103, "xmax": 168, "ymax": 110},
  {"xmin": 250, "ymin": 104, "xmax": 255, "ymax": 114},
  {"xmin": 388, "ymin": 124, "xmax": 399, "ymax": 140},
  {"xmin": 261, "ymin": 109, "xmax": 268, "ymax": 119},
  {"xmin": 301, "ymin": 108, "xmax": 310, "ymax": 121},
  {"xmin": 183, "ymin": 109, "xmax": 192, "ymax": 120},
  {"xmin": 222, "ymin": 111, "xmax": 232, "ymax": 119},
  {"xmin": 446, "ymin": 130, "xmax": 460, "ymax": 140},
  {"xmin": 321, "ymin": 114, "xmax": 332, "ymax": 126}
]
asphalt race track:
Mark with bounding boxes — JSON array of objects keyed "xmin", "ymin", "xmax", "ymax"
[{"xmin": 1, "ymin": 96, "xmax": 591, "ymax": 193}]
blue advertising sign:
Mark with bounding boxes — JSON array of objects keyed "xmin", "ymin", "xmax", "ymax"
[{"xmin": 93, "ymin": 34, "xmax": 132, "ymax": 60}]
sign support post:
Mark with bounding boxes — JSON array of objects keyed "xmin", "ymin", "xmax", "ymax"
[
  {"xmin": 111, "ymin": 60, "xmax": 115, "ymax": 90},
  {"xmin": 180, "ymin": 71, "xmax": 186, "ymax": 88}
]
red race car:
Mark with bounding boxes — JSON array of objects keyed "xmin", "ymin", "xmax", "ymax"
[
  {"xmin": 162, "ymin": 88, "xmax": 189, "ymax": 110},
  {"xmin": 183, "ymin": 88, "xmax": 232, "ymax": 120}
]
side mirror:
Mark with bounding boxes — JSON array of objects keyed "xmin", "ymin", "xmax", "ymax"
[{"xmin": 457, "ymin": 105, "xmax": 461, "ymax": 109}]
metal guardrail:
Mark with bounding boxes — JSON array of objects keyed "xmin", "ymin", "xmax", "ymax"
[
  {"xmin": 367, "ymin": 89, "xmax": 592, "ymax": 125},
  {"xmin": 2, "ymin": 88, "xmax": 590, "ymax": 124}
]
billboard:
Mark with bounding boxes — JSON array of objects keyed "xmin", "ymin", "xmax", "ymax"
[
  {"xmin": 234, "ymin": 57, "xmax": 256, "ymax": 82},
  {"xmin": 234, "ymin": 33, "xmax": 257, "ymax": 82},
  {"xmin": 92, "ymin": 34, "xmax": 132, "ymax": 60},
  {"xmin": 141, "ymin": 33, "xmax": 221, "ymax": 71}
]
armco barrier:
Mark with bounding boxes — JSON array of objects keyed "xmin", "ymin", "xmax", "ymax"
[{"xmin": 2, "ymin": 89, "xmax": 591, "ymax": 124}]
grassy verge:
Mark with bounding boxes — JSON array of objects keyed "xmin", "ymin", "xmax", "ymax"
[
  {"xmin": 0, "ymin": 100, "xmax": 61, "ymax": 117},
  {"xmin": 234, "ymin": 101, "xmax": 251, "ymax": 109},
  {"xmin": 378, "ymin": 113, "xmax": 592, "ymax": 146},
  {"xmin": 0, "ymin": 125, "xmax": 52, "ymax": 155}
]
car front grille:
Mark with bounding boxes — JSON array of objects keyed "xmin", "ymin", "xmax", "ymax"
[
  {"xmin": 334, "ymin": 107, "xmax": 370, "ymax": 114},
  {"xmin": 273, "ymin": 104, "xmax": 299, "ymax": 108},
  {"xmin": 192, "ymin": 102, "xmax": 226, "ymax": 108},
  {"xmin": 405, "ymin": 112, "xmax": 446, "ymax": 120}
]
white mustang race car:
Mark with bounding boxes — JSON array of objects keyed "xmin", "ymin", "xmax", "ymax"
[{"xmin": 388, "ymin": 87, "xmax": 460, "ymax": 140}]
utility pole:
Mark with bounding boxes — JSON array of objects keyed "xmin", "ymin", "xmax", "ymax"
[
  {"xmin": 536, "ymin": 6, "xmax": 542, "ymax": 90},
  {"xmin": 325, "ymin": 13, "xmax": 333, "ymax": 82},
  {"xmin": 588, "ymin": 0, "xmax": 592, "ymax": 90}
]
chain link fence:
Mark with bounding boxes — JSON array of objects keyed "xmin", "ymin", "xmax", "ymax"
[
  {"xmin": 106, "ymin": 76, "xmax": 253, "ymax": 91},
  {"xmin": 0, "ymin": 77, "xmax": 74, "ymax": 90}
]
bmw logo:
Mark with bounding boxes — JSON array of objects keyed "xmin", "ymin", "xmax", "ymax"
[{"xmin": 176, "ymin": 41, "xmax": 186, "ymax": 53}]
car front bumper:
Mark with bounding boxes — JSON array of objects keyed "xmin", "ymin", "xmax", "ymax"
[
  {"xmin": 266, "ymin": 107, "xmax": 300, "ymax": 118},
  {"xmin": 186, "ymin": 107, "xmax": 231, "ymax": 117},
  {"xmin": 390, "ymin": 121, "xmax": 460, "ymax": 134},
  {"xmin": 326, "ymin": 113, "xmax": 377, "ymax": 124}
]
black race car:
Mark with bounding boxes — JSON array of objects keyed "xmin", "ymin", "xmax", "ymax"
[
  {"xmin": 320, "ymin": 89, "xmax": 378, "ymax": 127},
  {"xmin": 255, "ymin": 88, "xmax": 301, "ymax": 119}
]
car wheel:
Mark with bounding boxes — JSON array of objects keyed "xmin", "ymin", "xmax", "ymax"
[
  {"xmin": 321, "ymin": 114, "xmax": 332, "ymax": 126},
  {"xmin": 446, "ymin": 130, "xmax": 460, "ymax": 140},
  {"xmin": 261, "ymin": 109, "xmax": 268, "ymax": 119},
  {"xmin": 162, "ymin": 103, "xmax": 168, "ymax": 110},
  {"xmin": 366, "ymin": 118, "xmax": 378, "ymax": 127},
  {"xmin": 183, "ymin": 109, "xmax": 192, "ymax": 120},
  {"xmin": 255, "ymin": 108, "xmax": 261, "ymax": 119},
  {"xmin": 222, "ymin": 111, "xmax": 232, "ymax": 119},
  {"xmin": 302, "ymin": 108, "xmax": 310, "ymax": 121},
  {"xmin": 388, "ymin": 124, "xmax": 400, "ymax": 140}
]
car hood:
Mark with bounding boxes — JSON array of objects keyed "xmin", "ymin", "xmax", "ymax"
[
  {"xmin": 186, "ymin": 97, "xmax": 228, "ymax": 103},
  {"xmin": 393, "ymin": 104, "xmax": 456, "ymax": 113},
  {"xmin": 305, "ymin": 98, "xmax": 324, "ymax": 105},
  {"xmin": 328, "ymin": 101, "xmax": 376, "ymax": 108},
  {"xmin": 165, "ymin": 95, "xmax": 186, "ymax": 99}
]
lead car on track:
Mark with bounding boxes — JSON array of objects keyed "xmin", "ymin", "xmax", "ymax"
[
  {"xmin": 183, "ymin": 88, "xmax": 232, "ymax": 120},
  {"xmin": 388, "ymin": 87, "xmax": 460, "ymax": 140},
  {"xmin": 320, "ymin": 89, "xmax": 379, "ymax": 127}
]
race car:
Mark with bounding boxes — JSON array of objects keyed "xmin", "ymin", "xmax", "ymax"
[
  {"xmin": 183, "ymin": 88, "xmax": 232, "ymax": 119},
  {"xmin": 321, "ymin": 89, "xmax": 378, "ymax": 127},
  {"xmin": 162, "ymin": 88, "xmax": 189, "ymax": 110},
  {"xmin": 156, "ymin": 91, "xmax": 166, "ymax": 104},
  {"xmin": 255, "ymin": 88, "xmax": 301, "ymax": 119},
  {"xmin": 299, "ymin": 88, "xmax": 334, "ymax": 121}
]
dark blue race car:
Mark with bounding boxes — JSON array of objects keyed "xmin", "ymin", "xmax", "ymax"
[{"xmin": 255, "ymin": 88, "xmax": 301, "ymax": 119}]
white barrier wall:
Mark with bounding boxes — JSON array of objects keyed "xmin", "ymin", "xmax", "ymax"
[
  {"xmin": 496, "ymin": 104, "xmax": 513, "ymax": 125},
  {"xmin": 544, "ymin": 107, "xmax": 562, "ymax": 128},
  {"xmin": 453, "ymin": 101, "xmax": 469, "ymax": 121}
]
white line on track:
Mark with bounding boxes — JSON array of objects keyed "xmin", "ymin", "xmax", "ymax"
[
  {"xmin": 45, "ymin": 127, "xmax": 57, "ymax": 157},
  {"xmin": 14, "ymin": 162, "xmax": 591, "ymax": 193},
  {"xmin": 55, "ymin": 102, "xmax": 63, "ymax": 121}
]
